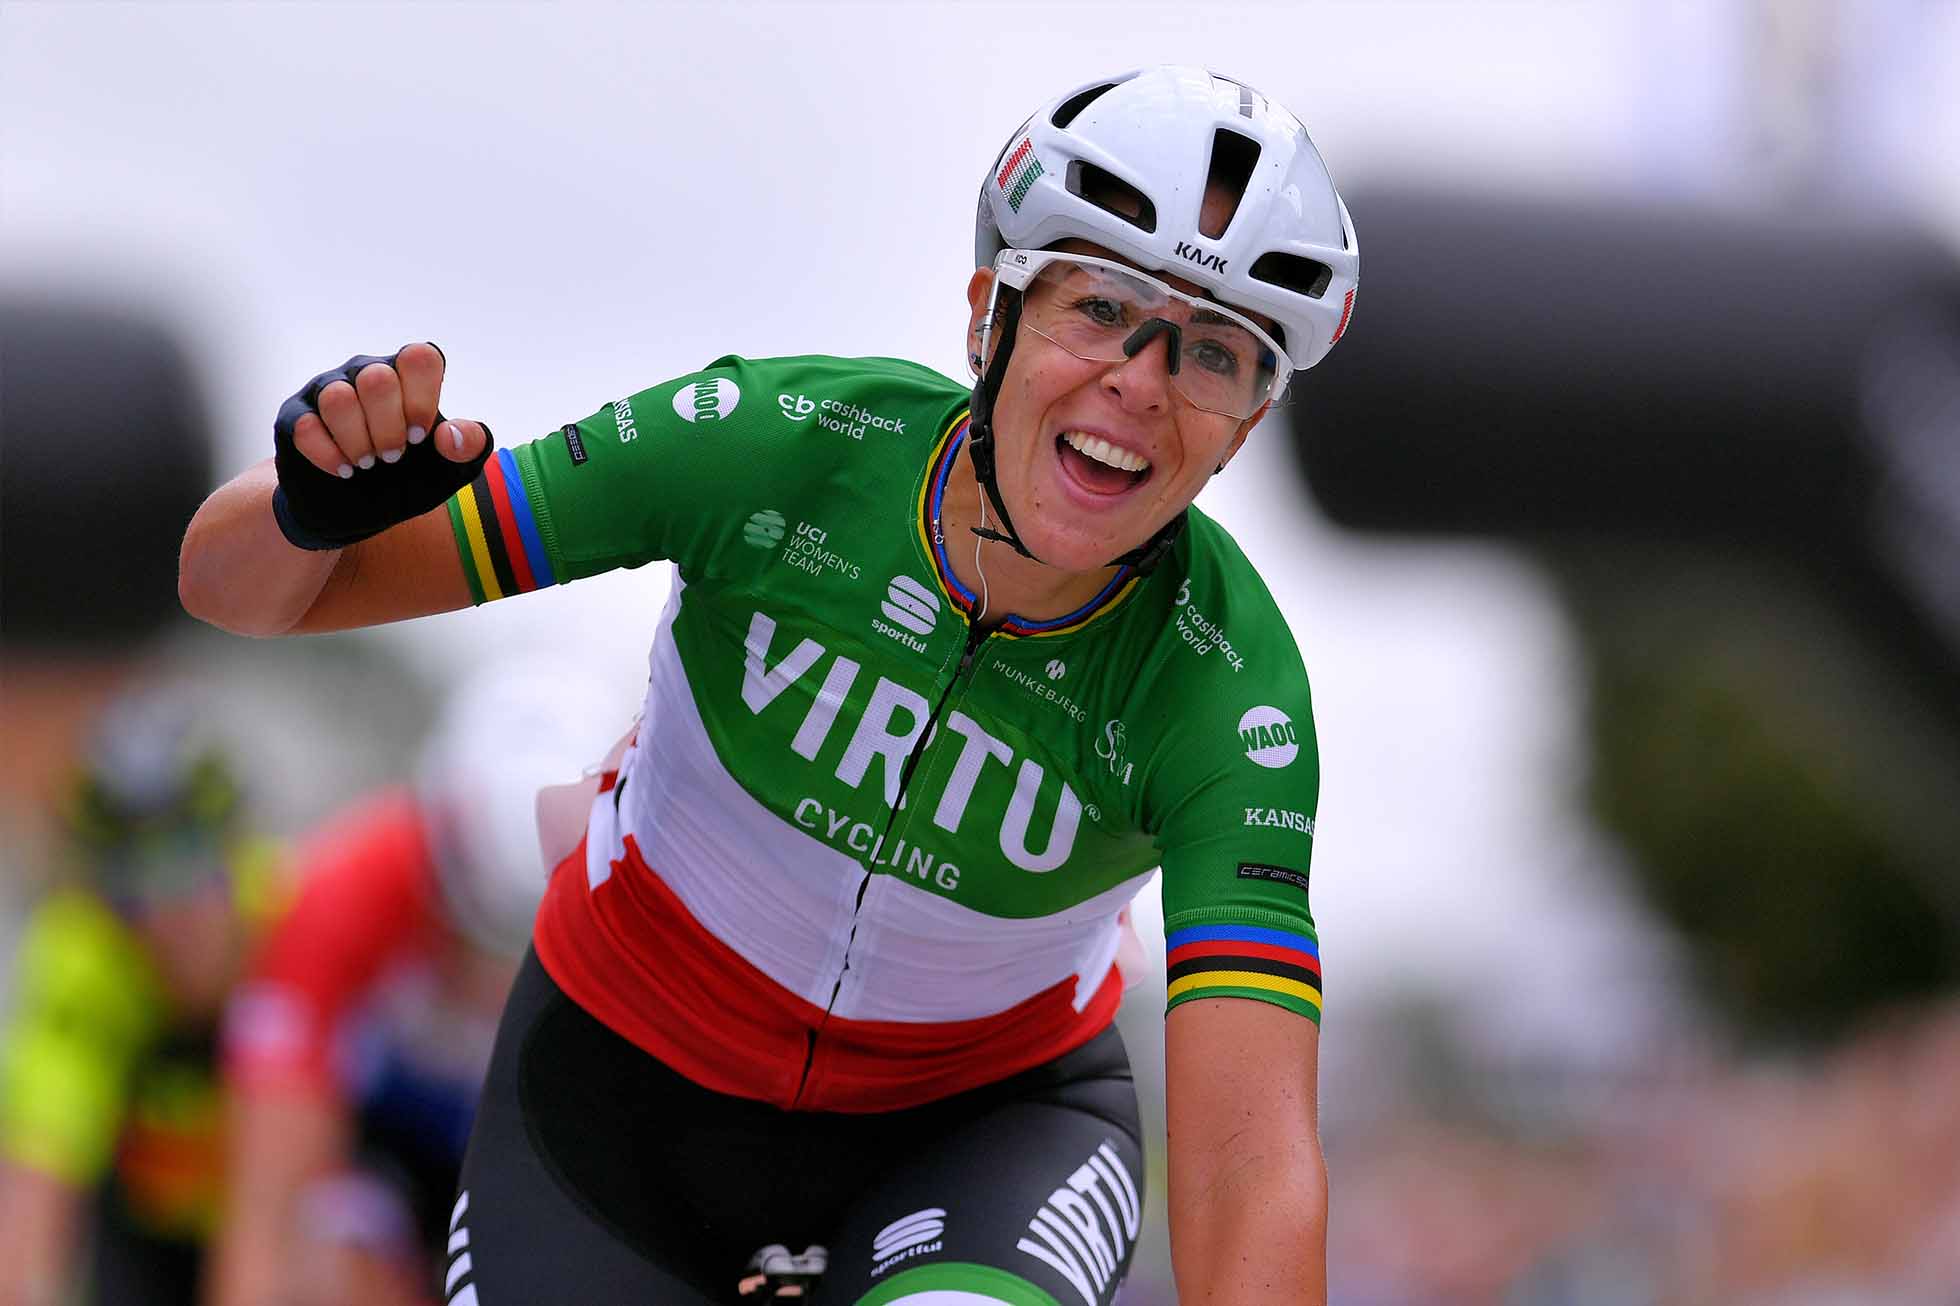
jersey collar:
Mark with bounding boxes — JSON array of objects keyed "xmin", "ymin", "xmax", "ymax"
[{"xmin": 915, "ymin": 414, "xmax": 1144, "ymax": 639}]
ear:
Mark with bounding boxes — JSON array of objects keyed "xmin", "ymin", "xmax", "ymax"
[{"xmin": 965, "ymin": 267, "xmax": 996, "ymax": 373}]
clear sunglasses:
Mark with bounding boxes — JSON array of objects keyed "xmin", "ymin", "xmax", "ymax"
[{"xmin": 984, "ymin": 249, "xmax": 1294, "ymax": 420}]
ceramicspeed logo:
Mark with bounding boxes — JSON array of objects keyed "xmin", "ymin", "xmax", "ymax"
[
  {"xmin": 870, "ymin": 1207, "xmax": 946, "ymax": 1278},
  {"xmin": 881, "ymin": 575, "xmax": 939, "ymax": 637},
  {"xmin": 673, "ymin": 377, "xmax": 740, "ymax": 424},
  {"xmin": 1238, "ymin": 705, "xmax": 1299, "ymax": 769},
  {"xmin": 744, "ymin": 509, "xmax": 786, "ymax": 550}
]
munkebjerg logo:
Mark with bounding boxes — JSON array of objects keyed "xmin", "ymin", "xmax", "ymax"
[
  {"xmin": 1045, "ymin": 660, "xmax": 1066, "ymax": 680},
  {"xmin": 744, "ymin": 509, "xmax": 786, "ymax": 550},
  {"xmin": 1238, "ymin": 705, "xmax": 1299, "ymax": 769},
  {"xmin": 875, "ymin": 575, "xmax": 939, "ymax": 651},
  {"xmin": 777, "ymin": 392, "xmax": 907, "ymax": 440},
  {"xmin": 1015, "ymin": 1140, "xmax": 1140, "ymax": 1306},
  {"xmin": 870, "ymin": 1206, "xmax": 946, "ymax": 1278},
  {"xmin": 996, "ymin": 661, "xmax": 1087, "ymax": 724},
  {"xmin": 673, "ymin": 377, "xmax": 740, "ymax": 423}
]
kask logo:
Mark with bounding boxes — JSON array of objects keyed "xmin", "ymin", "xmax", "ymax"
[
  {"xmin": 881, "ymin": 575, "xmax": 939, "ymax": 637},
  {"xmin": 1238, "ymin": 705, "xmax": 1299, "ymax": 769},
  {"xmin": 673, "ymin": 377, "xmax": 740, "ymax": 424},
  {"xmin": 744, "ymin": 509, "xmax": 786, "ymax": 550},
  {"xmin": 870, "ymin": 1206, "xmax": 946, "ymax": 1278}
]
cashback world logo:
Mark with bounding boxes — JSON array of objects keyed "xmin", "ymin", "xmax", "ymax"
[{"xmin": 777, "ymin": 392, "xmax": 907, "ymax": 441}]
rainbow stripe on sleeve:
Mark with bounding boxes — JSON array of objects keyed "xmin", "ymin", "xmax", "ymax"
[
  {"xmin": 446, "ymin": 447, "xmax": 558, "ymax": 604},
  {"xmin": 1165, "ymin": 923, "xmax": 1322, "ymax": 1024}
]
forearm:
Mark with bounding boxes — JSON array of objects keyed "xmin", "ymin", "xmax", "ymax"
[
  {"xmin": 1169, "ymin": 1142, "xmax": 1329, "ymax": 1305},
  {"xmin": 0, "ymin": 1164, "xmax": 84, "ymax": 1306},
  {"xmin": 179, "ymin": 459, "xmax": 340, "ymax": 636}
]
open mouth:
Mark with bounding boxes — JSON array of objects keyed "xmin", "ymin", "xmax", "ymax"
[{"xmin": 1056, "ymin": 431, "xmax": 1152, "ymax": 496}]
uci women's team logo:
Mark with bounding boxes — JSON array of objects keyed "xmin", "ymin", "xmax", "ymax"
[
  {"xmin": 673, "ymin": 377, "xmax": 741, "ymax": 423},
  {"xmin": 744, "ymin": 509, "xmax": 786, "ymax": 549},
  {"xmin": 1238, "ymin": 705, "xmax": 1299, "ymax": 769}
]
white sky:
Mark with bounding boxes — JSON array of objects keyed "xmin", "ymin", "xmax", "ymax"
[{"xmin": 5, "ymin": 0, "xmax": 1954, "ymax": 1048}]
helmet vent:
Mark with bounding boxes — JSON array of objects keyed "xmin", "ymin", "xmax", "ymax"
[
  {"xmin": 1200, "ymin": 130, "xmax": 1261, "ymax": 238},
  {"xmin": 1066, "ymin": 162, "xmax": 1157, "ymax": 234},
  {"xmin": 1051, "ymin": 83, "xmax": 1118, "ymax": 130},
  {"xmin": 1249, "ymin": 251, "xmax": 1334, "ymax": 300}
]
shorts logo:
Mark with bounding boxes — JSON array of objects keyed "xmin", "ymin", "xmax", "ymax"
[
  {"xmin": 778, "ymin": 393, "xmax": 817, "ymax": 421},
  {"xmin": 672, "ymin": 377, "xmax": 740, "ymax": 424},
  {"xmin": 880, "ymin": 575, "xmax": 939, "ymax": 637},
  {"xmin": 1016, "ymin": 1139, "xmax": 1141, "ymax": 1306},
  {"xmin": 1237, "ymin": 705, "xmax": 1298, "ymax": 769},
  {"xmin": 445, "ymin": 1190, "xmax": 478, "ymax": 1305},
  {"xmin": 869, "ymin": 1206, "xmax": 946, "ymax": 1278},
  {"xmin": 1045, "ymin": 659, "xmax": 1066, "ymax": 680},
  {"xmin": 743, "ymin": 509, "xmax": 786, "ymax": 550}
]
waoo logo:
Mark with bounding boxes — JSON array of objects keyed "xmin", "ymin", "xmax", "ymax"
[
  {"xmin": 673, "ymin": 377, "xmax": 741, "ymax": 424},
  {"xmin": 1237, "ymin": 705, "xmax": 1298, "ymax": 769}
]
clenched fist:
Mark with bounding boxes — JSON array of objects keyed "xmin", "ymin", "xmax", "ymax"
[{"xmin": 272, "ymin": 343, "xmax": 494, "ymax": 550}]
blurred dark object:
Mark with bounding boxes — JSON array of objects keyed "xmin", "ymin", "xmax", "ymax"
[
  {"xmin": 2, "ymin": 297, "xmax": 214, "ymax": 650},
  {"xmin": 1290, "ymin": 189, "xmax": 1960, "ymax": 1042}
]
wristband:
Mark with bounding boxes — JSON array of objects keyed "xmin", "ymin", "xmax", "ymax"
[{"xmin": 270, "ymin": 349, "xmax": 494, "ymax": 550}]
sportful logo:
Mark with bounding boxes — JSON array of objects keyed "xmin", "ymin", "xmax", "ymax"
[
  {"xmin": 870, "ymin": 1207, "xmax": 946, "ymax": 1278},
  {"xmin": 743, "ymin": 509, "xmax": 787, "ymax": 550},
  {"xmin": 997, "ymin": 136, "xmax": 1045, "ymax": 213},
  {"xmin": 880, "ymin": 575, "xmax": 939, "ymax": 637},
  {"xmin": 1238, "ymin": 705, "xmax": 1299, "ymax": 769},
  {"xmin": 1173, "ymin": 241, "xmax": 1229, "ymax": 275},
  {"xmin": 444, "ymin": 1190, "xmax": 479, "ymax": 1305},
  {"xmin": 1015, "ymin": 1140, "xmax": 1141, "ymax": 1306},
  {"xmin": 672, "ymin": 377, "xmax": 741, "ymax": 424}
]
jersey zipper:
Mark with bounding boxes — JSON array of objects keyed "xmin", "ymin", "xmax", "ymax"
[{"xmin": 791, "ymin": 620, "xmax": 991, "ymax": 1106}]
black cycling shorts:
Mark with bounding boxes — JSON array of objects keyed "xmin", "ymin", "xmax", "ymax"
[{"xmin": 446, "ymin": 950, "xmax": 1144, "ymax": 1305}]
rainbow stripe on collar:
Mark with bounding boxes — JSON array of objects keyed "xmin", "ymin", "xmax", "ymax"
[{"xmin": 915, "ymin": 415, "xmax": 1142, "ymax": 638}]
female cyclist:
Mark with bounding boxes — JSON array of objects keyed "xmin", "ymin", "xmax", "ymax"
[{"xmin": 180, "ymin": 66, "xmax": 1357, "ymax": 1306}]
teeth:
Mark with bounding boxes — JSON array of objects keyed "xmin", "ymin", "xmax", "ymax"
[{"xmin": 1062, "ymin": 431, "xmax": 1151, "ymax": 474}]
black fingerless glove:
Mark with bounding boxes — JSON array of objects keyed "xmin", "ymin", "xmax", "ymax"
[{"xmin": 270, "ymin": 350, "xmax": 494, "ymax": 550}]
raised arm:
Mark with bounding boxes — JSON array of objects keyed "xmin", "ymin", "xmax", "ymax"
[
  {"xmin": 1165, "ymin": 998, "xmax": 1328, "ymax": 1304},
  {"xmin": 178, "ymin": 342, "xmax": 488, "ymax": 636}
]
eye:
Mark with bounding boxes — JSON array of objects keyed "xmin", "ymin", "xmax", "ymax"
[
  {"xmin": 1190, "ymin": 338, "xmax": 1243, "ymax": 377},
  {"xmin": 1068, "ymin": 296, "xmax": 1127, "ymax": 328}
]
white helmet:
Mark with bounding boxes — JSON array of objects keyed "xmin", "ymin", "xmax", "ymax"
[
  {"xmin": 416, "ymin": 660, "xmax": 633, "ymax": 957},
  {"xmin": 975, "ymin": 66, "xmax": 1357, "ymax": 371}
]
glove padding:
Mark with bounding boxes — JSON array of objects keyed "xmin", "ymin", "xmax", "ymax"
[{"xmin": 270, "ymin": 350, "xmax": 494, "ymax": 550}]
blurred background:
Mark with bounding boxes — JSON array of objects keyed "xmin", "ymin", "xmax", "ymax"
[{"xmin": 4, "ymin": 1, "xmax": 1957, "ymax": 1303}]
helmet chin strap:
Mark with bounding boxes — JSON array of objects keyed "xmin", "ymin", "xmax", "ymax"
[{"xmin": 965, "ymin": 287, "xmax": 1187, "ymax": 576}]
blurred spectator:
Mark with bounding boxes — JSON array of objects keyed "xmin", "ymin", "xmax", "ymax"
[
  {"xmin": 0, "ymin": 693, "xmax": 280, "ymax": 1306},
  {"xmin": 207, "ymin": 662, "xmax": 629, "ymax": 1306}
]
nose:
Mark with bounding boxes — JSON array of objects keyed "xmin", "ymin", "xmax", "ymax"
[{"xmin": 1103, "ymin": 326, "xmax": 1176, "ymax": 412}]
